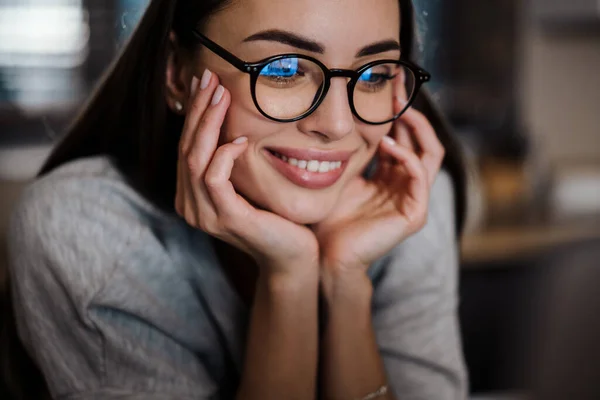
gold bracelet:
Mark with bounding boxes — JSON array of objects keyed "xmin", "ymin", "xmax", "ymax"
[{"xmin": 357, "ymin": 385, "xmax": 388, "ymax": 400}]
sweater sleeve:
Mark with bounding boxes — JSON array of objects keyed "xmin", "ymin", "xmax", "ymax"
[
  {"xmin": 370, "ymin": 170, "xmax": 468, "ymax": 400},
  {"xmin": 7, "ymin": 172, "xmax": 222, "ymax": 400}
]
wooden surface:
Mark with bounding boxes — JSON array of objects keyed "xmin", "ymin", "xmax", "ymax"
[{"xmin": 461, "ymin": 219, "xmax": 600, "ymax": 265}]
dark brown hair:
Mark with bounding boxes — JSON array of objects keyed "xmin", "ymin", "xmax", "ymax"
[
  {"xmin": 2, "ymin": 0, "xmax": 466, "ymax": 397},
  {"xmin": 39, "ymin": 0, "xmax": 466, "ymax": 232}
]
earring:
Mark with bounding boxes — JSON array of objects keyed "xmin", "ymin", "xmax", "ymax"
[{"xmin": 174, "ymin": 101, "xmax": 184, "ymax": 112}]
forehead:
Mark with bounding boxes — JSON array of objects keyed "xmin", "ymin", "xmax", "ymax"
[{"xmin": 206, "ymin": 0, "xmax": 401, "ymax": 50}]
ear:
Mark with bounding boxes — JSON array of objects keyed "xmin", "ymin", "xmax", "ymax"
[{"xmin": 165, "ymin": 31, "xmax": 194, "ymax": 114}]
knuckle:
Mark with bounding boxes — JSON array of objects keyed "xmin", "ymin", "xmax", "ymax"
[
  {"xmin": 179, "ymin": 142, "xmax": 190, "ymax": 159},
  {"xmin": 197, "ymin": 220, "xmax": 210, "ymax": 233},
  {"xmin": 214, "ymin": 144, "xmax": 231, "ymax": 158},
  {"xmin": 416, "ymin": 163, "xmax": 428, "ymax": 179},
  {"xmin": 197, "ymin": 217, "xmax": 219, "ymax": 234},
  {"xmin": 190, "ymin": 101, "xmax": 203, "ymax": 114},
  {"xmin": 411, "ymin": 212, "xmax": 428, "ymax": 231},
  {"xmin": 410, "ymin": 155, "xmax": 423, "ymax": 170},
  {"xmin": 174, "ymin": 201, "xmax": 183, "ymax": 216},
  {"xmin": 198, "ymin": 116, "xmax": 209, "ymax": 130},
  {"xmin": 439, "ymin": 144, "xmax": 446, "ymax": 155},
  {"xmin": 183, "ymin": 213, "xmax": 198, "ymax": 229},
  {"xmin": 204, "ymin": 173, "xmax": 221, "ymax": 189},
  {"xmin": 209, "ymin": 146, "xmax": 234, "ymax": 170},
  {"xmin": 186, "ymin": 154, "xmax": 202, "ymax": 177},
  {"xmin": 187, "ymin": 217, "xmax": 198, "ymax": 229},
  {"xmin": 407, "ymin": 205, "xmax": 428, "ymax": 229},
  {"xmin": 436, "ymin": 145, "xmax": 446, "ymax": 159}
]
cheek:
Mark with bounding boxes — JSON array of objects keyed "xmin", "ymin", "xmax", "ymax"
[
  {"xmin": 218, "ymin": 75, "xmax": 262, "ymax": 142},
  {"xmin": 229, "ymin": 153, "xmax": 258, "ymax": 201},
  {"xmin": 360, "ymin": 124, "xmax": 392, "ymax": 149},
  {"xmin": 220, "ymin": 92, "xmax": 275, "ymax": 144}
]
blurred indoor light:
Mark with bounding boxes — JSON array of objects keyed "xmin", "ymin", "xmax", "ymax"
[{"xmin": 0, "ymin": 3, "xmax": 89, "ymax": 68}]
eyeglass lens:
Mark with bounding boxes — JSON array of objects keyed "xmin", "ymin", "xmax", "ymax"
[{"xmin": 254, "ymin": 56, "xmax": 416, "ymax": 123}]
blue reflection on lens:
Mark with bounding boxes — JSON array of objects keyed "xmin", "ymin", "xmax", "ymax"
[
  {"xmin": 359, "ymin": 68, "xmax": 374, "ymax": 82},
  {"xmin": 260, "ymin": 58, "xmax": 299, "ymax": 77}
]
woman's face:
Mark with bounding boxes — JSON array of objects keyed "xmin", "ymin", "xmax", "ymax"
[{"xmin": 195, "ymin": 0, "xmax": 401, "ymax": 225}]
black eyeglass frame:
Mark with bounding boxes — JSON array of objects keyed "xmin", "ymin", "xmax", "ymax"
[{"xmin": 191, "ymin": 29, "xmax": 431, "ymax": 125}]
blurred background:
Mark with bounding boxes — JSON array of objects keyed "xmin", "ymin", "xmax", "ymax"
[{"xmin": 0, "ymin": 0, "xmax": 599, "ymax": 398}]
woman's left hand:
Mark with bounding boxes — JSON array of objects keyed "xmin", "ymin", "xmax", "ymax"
[{"xmin": 312, "ymin": 104, "xmax": 445, "ymax": 283}]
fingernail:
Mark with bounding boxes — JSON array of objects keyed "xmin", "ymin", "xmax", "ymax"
[
  {"xmin": 191, "ymin": 77, "xmax": 199, "ymax": 96},
  {"xmin": 200, "ymin": 69, "xmax": 212, "ymax": 90},
  {"xmin": 211, "ymin": 85, "xmax": 225, "ymax": 105},
  {"xmin": 233, "ymin": 136, "xmax": 248, "ymax": 144},
  {"xmin": 382, "ymin": 136, "xmax": 396, "ymax": 146}
]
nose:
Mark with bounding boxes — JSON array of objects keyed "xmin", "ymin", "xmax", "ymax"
[{"xmin": 296, "ymin": 78, "xmax": 354, "ymax": 141}]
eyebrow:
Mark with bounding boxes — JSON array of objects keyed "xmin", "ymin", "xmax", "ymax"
[
  {"xmin": 356, "ymin": 40, "xmax": 401, "ymax": 57},
  {"xmin": 243, "ymin": 30, "xmax": 324, "ymax": 53},
  {"xmin": 243, "ymin": 29, "xmax": 401, "ymax": 58}
]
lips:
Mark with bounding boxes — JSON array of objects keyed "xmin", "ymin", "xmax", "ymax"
[
  {"xmin": 263, "ymin": 146, "xmax": 354, "ymax": 190},
  {"xmin": 266, "ymin": 147, "xmax": 354, "ymax": 162}
]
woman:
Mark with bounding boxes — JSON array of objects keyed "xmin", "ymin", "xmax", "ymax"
[{"xmin": 7, "ymin": 0, "xmax": 467, "ymax": 398}]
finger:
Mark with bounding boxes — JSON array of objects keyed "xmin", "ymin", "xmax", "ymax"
[
  {"xmin": 177, "ymin": 82, "xmax": 231, "ymax": 232},
  {"xmin": 392, "ymin": 97, "xmax": 415, "ymax": 151},
  {"xmin": 372, "ymin": 151, "xmax": 393, "ymax": 182},
  {"xmin": 179, "ymin": 69, "xmax": 218, "ymax": 154},
  {"xmin": 392, "ymin": 68, "xmax": 410, "ymax": 113},
  {"xmin": 398, "ymin": 107, "xmax": 445, "ymax": 185},
  {"xmin": 203, "ymin": 137, "xmax": 253, "ymax": 222},
  {"xmin": 176, "ymin": 156, "xmax": 204, "ymax": 227},
  {"xmin": 185, "ymin": 84, "xmax": 231, "ymax": 180},
  {"xmin": 395, "ymin": 123, "xmax": 414, "ymax": 151},
  {"xmin": 380, "ymin": 137, "xmax": 428, "ymax": 206}
]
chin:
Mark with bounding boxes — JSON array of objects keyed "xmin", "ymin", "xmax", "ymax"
[
  {"xmin": 269, "ymin": 200, "xmax": 333, "ymax": 225},
  {"xmin": 243, "ymin": 187, "xmax": 337, "ymax": 225}
]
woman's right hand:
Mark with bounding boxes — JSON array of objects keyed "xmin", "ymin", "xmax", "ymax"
[{"xmin": 175, "ymin": 70, "xmax": 319, "ymax": 277}]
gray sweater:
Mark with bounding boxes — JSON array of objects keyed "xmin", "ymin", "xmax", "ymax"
[{"xmin": 7, "ymin": 156, "xmax": 467, "ymax": 400}]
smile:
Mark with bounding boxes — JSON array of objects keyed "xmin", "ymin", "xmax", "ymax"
[
  {"xmin": 264, "ymin": 147, "xmax": 353, "ymax": 190},
  {"xmin": 272, "ymin": 152, "xmax": 343, "ymax": 173}
]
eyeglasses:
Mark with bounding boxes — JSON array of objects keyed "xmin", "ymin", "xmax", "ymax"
[{"xmin": 191, "ymin": 30, "xmax": 431, "ymax": 125}]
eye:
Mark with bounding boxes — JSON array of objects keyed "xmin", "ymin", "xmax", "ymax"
[
  {"xmin": 355, "ymin": 64, "xmax": 400, "ymax": 93},
  {"xmin": 358, "ymin": 67, "xmax": 393, "ymax": 84},
  {"xmin": 260, "ymin": 57, "xmax": 301, "ymax": 78}
]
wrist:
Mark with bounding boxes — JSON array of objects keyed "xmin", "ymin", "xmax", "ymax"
[
  {"xmin": 259, "ymin": 261, "xmax": 320, "ymax": 294},
  {"xmin": 257, "ymin": 250, "xmax": 319, "ymax": 276},
  {"xmin": 320, "ymin": 266, "xmax": 373, "ymax": 306}
]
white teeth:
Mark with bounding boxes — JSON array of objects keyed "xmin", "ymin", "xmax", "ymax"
[
  {"xmin": 273, "ymin": 152, "xmax": 343, "ymax": 173},
  {"xmin": 307, "ymin": 160, "xmax": 320, "ymax": 172}
]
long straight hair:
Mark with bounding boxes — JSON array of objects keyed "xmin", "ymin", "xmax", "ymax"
[
  {"xmin": 39, "ymin": 0, "xmax": 466, "ymax": 233},
  {"xmin": 2, "ymin": 0, "xmax": 466, "ymax": 396}
]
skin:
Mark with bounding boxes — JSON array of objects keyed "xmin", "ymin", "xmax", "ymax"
[
  {"xmin": 177, "ymin": 0, "xmax": 403, "ymax": 225},
  {"xmin": 165, "ymin": 0, "xmax": 445, "ymax": 398}
]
